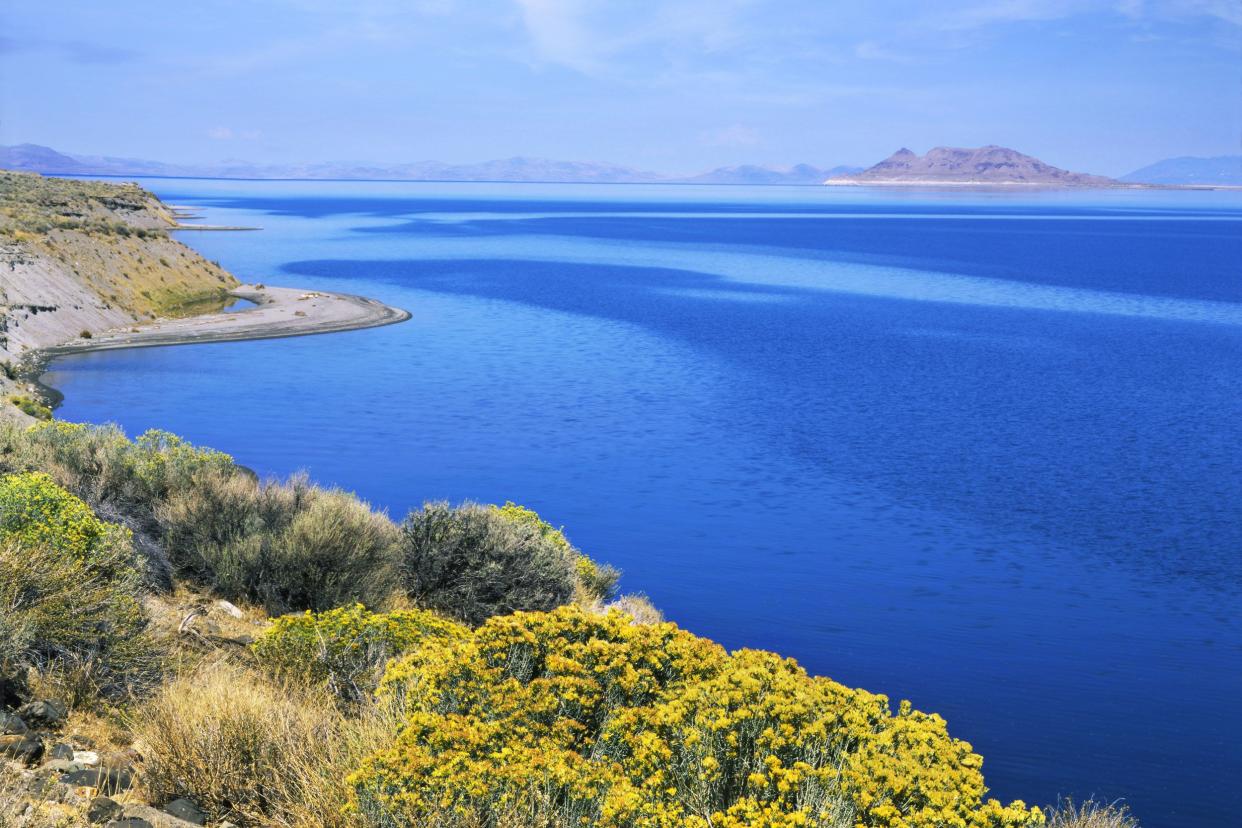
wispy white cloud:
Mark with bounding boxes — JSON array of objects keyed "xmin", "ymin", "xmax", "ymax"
[
  {"xmin": 920, "ymin": 0, "xmax": 1097, "ymax": 33},
  {"xmin": 1122, "ymin": 0, "xmax": 1242, "ymax": 25},
  {"xmin": 512, "ymin": 0, "xmax": 607, "ymax": 73},
  {"xmin": 511, "ymin": 0, "xmax": 757, "ymax": 76},
  {"xmin": 921, "ymin": 0, "xmax": 1242, "ymax": 32},
  {"xmin": 0, "ymin": 35, "xmax": 140, "ymax": 64},
  {"xmin": 208, "ymin": 126, "xmax": 261, "ymax": 141},
  {"xmin": 700, "ymin": 124, "xmax": 762, "ymax": 148},
  {"xmin": 853, "ymin": 40, "xmax": 914, "ymax": 62}
]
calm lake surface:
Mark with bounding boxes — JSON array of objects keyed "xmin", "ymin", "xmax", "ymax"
[{"xmin": 48, "ymin": 180, "xmax": 1242, "ymax": 827}]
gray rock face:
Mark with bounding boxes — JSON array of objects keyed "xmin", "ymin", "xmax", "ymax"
[
  {"xmin": 61, "ymin": 766, "xmax": 135, "ymax": 795},
  {"xmin": 88, "ymin": 796, "xmax": 124, "ymax": 824},
  {"xmin": 39, "ymin": 758, "xmax": 83, "ymax": 774},
  {"xmin": 161, "ymin": 798, "xmax": 207, "ymax": 825},
  {"xmin": 0, "ymin": 710, "xmax": 27, "ymax": 735},
  {"xmin": 117, "ymin": 804, "xmax": 208, "ymax": 827},
  {"xmin": 16, "ymin": 699, "xmax": 67, "ymax": 727}
]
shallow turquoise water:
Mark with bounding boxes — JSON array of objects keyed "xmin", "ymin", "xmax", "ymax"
[{"xmin": 47, "ymin": 180, "xmax": 1242, "ymax": 827}]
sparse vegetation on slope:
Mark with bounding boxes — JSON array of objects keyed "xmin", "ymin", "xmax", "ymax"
[
  {"xmin": 0, "ymin": 171, "xmax": 172, "ymax": 239},
  {"xmin": 0, "ymin": 419, "xmax": 1128, "ymax": 827},
  {"xmin": 1046, "ymin": 799, "xmax": 1138, "ymax": 828},
  {"xmin": 0, "ymin": 421, "xmax": 635, "ymax": 619},
  {"xmin": 161, "ymin": 471, "xmax": 403, "ymax": 614}
]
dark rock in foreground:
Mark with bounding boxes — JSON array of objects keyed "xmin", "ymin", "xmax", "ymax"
[{"xmin": 0, "ymin": 734, "xmax": 43, "ymax": 765}]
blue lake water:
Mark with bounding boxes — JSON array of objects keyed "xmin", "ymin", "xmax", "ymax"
[{"xmin": 48, "ymin": 180, "xmax": 1242, "ymax": 827}]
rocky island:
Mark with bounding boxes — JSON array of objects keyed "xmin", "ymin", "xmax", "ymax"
[{"xmin": 825, "ymin": 145, "xmax": 1122, "ymax": 188}]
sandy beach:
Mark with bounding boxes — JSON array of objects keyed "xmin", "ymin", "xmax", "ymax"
[{"xmin": 39, "ymin": 285, "xmax": 410, "ymax": 356}]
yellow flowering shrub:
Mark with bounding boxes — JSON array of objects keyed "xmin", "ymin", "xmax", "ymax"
[
  {"xmin": 0, "ymin": 470, "xmax": 132, "ymax": 563},
  {"xmin": 252, "ymin": 603, "xmax": 466, "ymax": 702},
  {"xmin": 348, "ymin": 607, "xmax": 1042, "ymax": 828}
]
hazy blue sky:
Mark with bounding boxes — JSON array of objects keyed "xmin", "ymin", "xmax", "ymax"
[{"xmin": 1, "ymin": 0, "xmax": 1238, "ymax": 175}]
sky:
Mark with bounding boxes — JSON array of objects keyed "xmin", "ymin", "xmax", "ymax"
[{"xmin": 0, "ymin": 0, "xmax": 1239, "ymax": 176}]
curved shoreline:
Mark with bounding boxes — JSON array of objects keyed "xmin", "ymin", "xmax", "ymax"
[
  {"xmin": 38, "ymin": 285, "xmax": 410, "ymax": 357},
  {"xmin": 21, "ymin": 285, "xmax": 409, "ymax": 410}
]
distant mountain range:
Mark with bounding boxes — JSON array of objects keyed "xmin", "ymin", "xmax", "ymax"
[
  {"xmin": 826, "ymin": 146, "xmax": 1119, "ymax": 187},
  {"xmin": 0, "ymin": 143, "xmax": 861, "ymax": 186},
  {"xmin": 684, "ymin": 163, "xmax": 862, "ymax": 185},
  {"xmin": 1120, "ymin": 155, "xmax": 1242, "ymax": 186},
  {"xmin": 9, "ymin": 142, "xmax": 1236, "ymax": 188}
]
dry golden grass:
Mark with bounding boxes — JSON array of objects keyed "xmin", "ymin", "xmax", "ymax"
[
  {"xmin": 61, "ymin": 707, "xmax": 134, "ymax": 756},
  {"xmin": 603, "ymin": 592, "xmax": 664, "ymax": 624},
  {"xmin": 1047, "ymin": 798, "xmax": 1139, "ymax": 828},
  {"xmin": 132, "ymin": 660, "xmax": 402, "ymax": 828}
]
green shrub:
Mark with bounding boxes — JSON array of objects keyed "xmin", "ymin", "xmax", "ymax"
[
  {"xmin": 252, "ymin": 604, "xmax": 465, "ymax": 703},
  {"xmin": 575, "ymin": 554, "xmax": 621, "ymax": 603},
  {"xmin": 3, "ymin": 422, "xmax": 404, "ymax": 614},
  {"xmin": 0, "ymin": 473, "xmax": 154, "ymax": 703},
  {"xmin": 398, "ymin": 501, "xmax": 580, "ymax": 625},
  {"xmin": 157, "ymin": 467, "xmax": 299, "ymax": 575},
  {"xmin": 8, "ymin": 395, "xmax": 51, "ymax": 421},
  {"xmin": 2, "ymin": 421, "xmax": 234, "ymax": 516},
  {"xmin": 494, "ymin": 501, "xmax": 620, "ymax": 603},
  {"xmin": 160, "ymin": 474, "xmax": 400, "ymax": 613},
  {"xmin": 0, "ymin": 421, "xmax": 127, "ymax": 499},
  {"xmin": 127, "ymin": 429, "xmax": 236, "ymax": 504},
  {"xmin": 0, "ymin": 422, "xmax": 240, "ymax": 589}
]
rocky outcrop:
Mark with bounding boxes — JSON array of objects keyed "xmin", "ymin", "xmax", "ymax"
[{"xmin": 825, "ymin": 145, "xmax": 1119, "ymax": 187}]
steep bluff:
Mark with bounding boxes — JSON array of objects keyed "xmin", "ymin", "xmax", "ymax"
[
  {"xmin": 0, "ymin": 171, "xmax": 239, "ymax": 417},
  {"xmin": 0, "ymin": 171, "xmax": 237, "ymax": 362}
]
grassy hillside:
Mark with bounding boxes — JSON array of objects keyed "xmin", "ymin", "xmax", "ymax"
[
  {"xmin": 0, "ymin": 420, "xmax": 1136, "ymax": 828},
  {"xmin": 0, "ymin": 170, "xmax": 238, "ymax": 318},
  {"xmin": 0, "ymin": 171, "xmax": 238, "ymax": 355},
  {"xmin": 0, "ymin": 172, "xmax": 241, "ymax": 423}
]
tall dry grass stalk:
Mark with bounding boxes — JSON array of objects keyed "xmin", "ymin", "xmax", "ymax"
[
  {"xmin": 132, "ymin": 661, "xmax": 402, "ymax": 828},
  {"xmin": 1047, "ymin": 798, "xmax": 1139, "ymax": 828}
]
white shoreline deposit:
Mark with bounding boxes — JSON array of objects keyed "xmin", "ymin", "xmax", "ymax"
[{"xmin": 41, "ymin": 285, "xmax": 410, "ymax": 355}]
